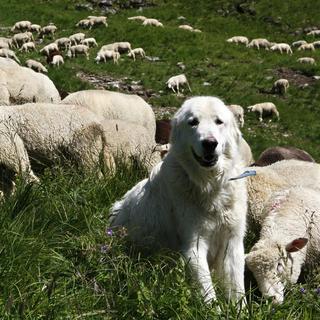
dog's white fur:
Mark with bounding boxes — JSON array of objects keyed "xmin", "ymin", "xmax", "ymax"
[{"xmin": 110, "ymin": 96, "xmax": 247, "ymax": 303}]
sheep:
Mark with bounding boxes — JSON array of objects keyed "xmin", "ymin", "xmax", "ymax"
[
  {"xmin": 69, "ymin": 33, "xmax": 85, "ymax": 45},
  {"xmin": 142, "ymin": 18, "xmax": 163, "ymax": 27},
  {"xmin": 166, "ymin": 74, "xmax": 191, "ymax": 94},
  {"xmin": 25, "ymin": 59, "xmax": 48, "ymax": 73},
  {"xmin": 292, "ymin": 40, "xmax": 307, "ymax": 47},
  {"xmin": 0, "ymin": 37, "xmax": 13, "ymax": 49},
  {"xmin": 247, "ymin": 102, "xmax": 279, "ymax": 122},
  {"xmin": 0, "ymin": 48, "xmax": 20, "ymax": 64},
  {"xmin": 81, "ymin": 37, "xmax": 98, "ymax": 47},
  {"xmin": 226, "ymin": 36, "xmax": 249, "ymax": 45},
  {"xmin": 88, "ymin": 16, "xmax": 108, "ymax": 28},
  {"xmin": 270, "ymin": 43, "xmax": 293, "ymax": 55},
  {"xmin": 55, "ymin": 37, "xmax": 71, "ymax": 50},
  {"xmin": 297, "ymin": 43, "xmax": 315, "ymax": 51},
  {"xmin": 50, "ymin": 55, "xmax": 64, "ymax": 67},
  {"xmin": 272, "ymin": 79, "xmax": 289, "ymax": 94},
  {"xmin": 312, "ymin": 40, "xmax": 320, "ymax": 48},
  {"xmin": 61, "ymin": 90, "xmax": 156, "ymax": 137},
  {"xmin": 66, "ymin": 44, "xmax": 90, "ymax": 60},
  {"xmin": 127, "ymin": 16, "xmax": 147, "ymax": 21},
  {"xmin": 252, "ymin": 146, "xmax": 315, "ymax": 167},
  {"xmin": 0, "ymin": 103, "xmax": 113, "ymax": 177},
  {"xmin": 40, "ymin": 25, "xmax": 57, "ymax": 38},
  {"xmin": 113, "ymin": 42, "xmax": 132, "ymax": 54},
  {"xmin": 239, "ymin": 138, "xmax": 254, "ymax": 166},
  {"xmin": 30, "ymin": 24, "xmax": 41, "ymax": 34},
  {"xmin": 11, "ymin": 20, "xmax": 31, "ymax": 32},
  {"xmin": 127, "ymin": 48, "xmax": 145, "ymax": 60},
  {"xmin": 19, "ymin": 41, "xmax": 36, "ymax": 53},
  {"xmin": 0, "ymin": 40, "xmax": 9, "ymax": 49},
  {"xmin": 95, "ymin": 50, "xmax": 120, "ymax": 64},
  {"xmin": 246, "ymin": 184, "xmax": 320, "ymax": 303},
  {"xmin": 297, "ymin": 57, "xmax": 316, "ymax": 64},
  {"xmin": 306, "ymin": 29, "xmax": 320, "ymax": 36},
  {"xmin": 39, "ymin": 42, "xmax": 59, "ymax": 57},
  {"xmin": 178, "ymin": 25, "xmax": 194, "ymax": 31},
  {"xmin": 247, "ymin": 38, "xmax": 271, "ymax": 50},
  {"xmin": 12, "ymin": 32, "xmax": 33, "ymax": 48},
  {"xmin": 227, "ymin": 104, "xmax": 245, "ymax": 127},
  {"xmin": 76, "ymin": 19, "xmax": 93, "ymax": 29},
  {"xmin": 0, "ymin": 57, "xmax": 60, "ymax": 104}
]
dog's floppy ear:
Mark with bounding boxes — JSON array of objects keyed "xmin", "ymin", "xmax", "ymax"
[{"xmin": 228, "ymin": 116, "xmax": 242, "ymax": 146}]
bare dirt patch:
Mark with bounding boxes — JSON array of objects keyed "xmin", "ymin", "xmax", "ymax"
[{"xmin": 274, "ymin": 67, "xmax": 316, "ymax": 87}]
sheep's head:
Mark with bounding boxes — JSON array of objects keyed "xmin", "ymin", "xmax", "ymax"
[
  {"xmin": 247, "ymin": 106, "xmax": 255, "ymax": 112},
  {"xmin": 246, "ymin": 238, "xmax": 308, "ymax": 304}
]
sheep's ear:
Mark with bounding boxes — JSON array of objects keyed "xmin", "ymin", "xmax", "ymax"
[{"xmin": 285, "ymin": 238, "xmax": 308, "ymax": 253}]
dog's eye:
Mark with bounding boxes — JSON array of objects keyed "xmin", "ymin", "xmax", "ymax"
[
  {"xmin": 215, "ymin": 118, "xmax": 224, "ymax": 125},
  {"xmin": 188, "ymin": 118, "xmax": 199, "ymax": 126}
]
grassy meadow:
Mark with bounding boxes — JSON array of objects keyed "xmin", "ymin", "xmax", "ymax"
[{"xmin": 0, "ymin": 0, "xmax": 320, "ymax": 318}]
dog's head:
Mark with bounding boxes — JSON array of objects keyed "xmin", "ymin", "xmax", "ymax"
[{"xmin": 170, "ymin": 96, "xmax": 242, "ymax": 176}]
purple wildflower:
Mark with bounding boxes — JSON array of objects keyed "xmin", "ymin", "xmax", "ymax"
[
  {"xmin": 316, "ymin": 287, "xmax": 320, "ymax": 295},
  {"xmin": 300, "ymin": 287, "xmax": 306, "ymax": 294},
  {"xmin": 106, "ymin": 228, "xmax": 113, "ymax": 236}
]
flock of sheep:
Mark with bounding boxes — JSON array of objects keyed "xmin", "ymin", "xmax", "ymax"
[{"xmin": 0, "ymin": 13, "xmax": 320, "ymax": 306}]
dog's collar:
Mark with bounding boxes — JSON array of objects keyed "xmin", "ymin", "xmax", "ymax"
[{"xmin": 229, "ymin": 170, "xmax": 256, "ymax": 181}]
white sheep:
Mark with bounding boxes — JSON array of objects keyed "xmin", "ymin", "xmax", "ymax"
[
  {"xmin": 297, "ymin": 43, "xmax": 315, "ymax": 51},
  {"xmin": 69, "ymin": 33, "xmax": 85, "ymax": 45},
  {"xmin": 292, "ymin": 40, "xmax": 307, "ymax": 47},
  {"xmin": 297, "ymin": 57, "xmax": 316, "ymax": 64},
  {"xmin": 19, "ymin": 41, "xmax": 36, "ymax": 53},
  {"xmin": 113, "ymin": 42, "xmax": 132, "ymax": 53},
  {"xmin": 88, "ymin": 16, "xmax": 108, "ymax": 28},
  {"xmin": 0, "ymin": 57, "xmax": 60, "ymax": 104},
  {"xmin": 12, "ymin": 32, "xmax": 33, "ymax": 48},
  {"xmin": 306, "ymin": 29, "xmax": 320, "ymax": 36},
  {"xmin": 40, "ymin": 25, "xmax": 57, "ymax": 38},
  {"xmin": 67, "ymin": 44, "xmax": 90, "ymax": 59},
  {"xmin": 247, "ymin": 102, "xmax": 279, "ymax": 122},
  {"xmin": 142, "ymin": 18, "xmax": 163, "ymax": 27},
  {"xmin": 193, "ymin": 28, "xmax": 202, "ymax": 33},
  {"xmin": 127, "ymin": 16, "xmax": 147, "ymax": 21},
  {"xmin": 81, "ymin": 37, "xmax": 98, "ymax": 47},
  {"xmin": 270, "ymin": 43, "xmax": 292, "ymax": 55},
  {"xmin": 0, "ymin": 37, "xmax": 13, "ymax": 49},
  {"xmin": 312, "ymin": 40, "xmax": 320, "ymax": 48},
  {"xmin": 178, "ymin": 25, "xmax": 194, "ymax": 31},
  {"xmin": 76, "ymin": 19, "xmax": 93, "ymax": 29},
  {"xmin": 39, "ymin": 42, "xmax": 59, "ymax": 56},
  {"xmin": 0, "ymin": 48, "xmax": 20, "ymax": 63},
  {"xmin": 61, "ymin": 90, "xmax": 156, "ymax": 137},
  {"xmin": 0, "ymin": 40, "xmax": 9, "ymax": 49},
  {"xmin": 247, "ymin": 38, "xmax": 271, "ymax": 50},
  {"xmin": 50, "ymin": 55, "xmax": 64, "ymax": 67},
  {"xmin": 30, "ymin": 24, "xmax": 41, "ymax": 34},
  {"xmin": 55, "ymin": 37, "xmax": 71, "ymax": 50},
  {"xmin": 127, "ymin": 48, "xmax": 145, "ymax": 60},
  {"xmin": 11, "ymin": 20, "xmax": 31, "ymax": 32},
  {"xmin": 226, "ymin": 36, "xmax": 249, "ymax": 45},
  {"xmin": 272, "ymin": 79, "xmax": 289, "ymax": 94},
  {"xmin": 25, "ymin": 59, "xmax": 48, "ymax": 73},
  {"xmin": 166, "ymin": 74, "xmax": 191, "ymax": 94},
  {"xmin": 95, "ymin": 50, "xmax": 120, "ymax": 64},
  {"xmin": 227, "ymin": 104, "xmax": 245, "ymax": 127}
]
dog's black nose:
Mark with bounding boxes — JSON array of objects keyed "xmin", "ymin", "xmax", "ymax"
[{"xmin": 201, "ymin": 139, "xmax": 218, "ymax": 154}]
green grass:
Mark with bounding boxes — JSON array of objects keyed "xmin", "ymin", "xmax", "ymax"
[{"xmin": 1, "ymin": 0, "xmax": 320, "ymax": 318}]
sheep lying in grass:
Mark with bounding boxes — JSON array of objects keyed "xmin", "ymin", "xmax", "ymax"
[
  {"xmin": 297, "ymin": 43, "xmax": 315, "ymax": 51},
  {"xmin": 50, "ymin": 55, "xmax": 64, "ymax": 67},
  {"xmin": 246, "ymin": 184, "xmax": 320, "ymax": 303},
  {"xmin": 226, "ymin": 36, "xmax": 249, "ymax": 45},
  {"xmin": 178, "ymin": 25, "xmax": 194, "ymax": 31},
  {"xmin": 61, "ymin": 90, "xmax": 156, "ymax": 137},
  {"xmin": 25, "ymin": 59, "xmax": 48, "ymax": 73},
  {"xmin": 0, "ymin": 57, "xmax": 60, "ymax": 104},
  {"xmin": 166, "ymin": 74, "xmax": 191, "ymax": 94},
  {"xmin": 95, "ymin": 50, "xmax": 120, "ymax": 64},
  {"xmin": 69, "ymin": 33, "xmax": 85, "ymax": 45},
  {"xmin": 81, "ymin": 37, "xmax": 98, "ymax": 47},
  {"xmin": 142, "ymin": 18, "xmax": 163, "ymax": 27},
  {"xmin": 19, "ymin": 41, "xmax": 36, "ymax": 53},
  {"xmin": 270, "ymin": 43, "xmax": 292, "ymax": 54},
  {"xmin": 297, "ymin": 57, "xmax": 316, "ymax": 64},
  {"xmin": 0, "ymin": 48, "xmax": 20, "ymax": 63},
  {"xmin": 127, "ymin": 48, "xmax": 145, "ymax": 60},
  {"xmin": 11, "ymin": 20, "xmax": 31, "ymax": 32},
  {"xmin": 40, "ymin": 43, "xmax": 59, "ymax": 56},
  {"xmin": 247, "ymin": 38, "xmax": 271, "ymax": 50},
  {"xmin": 227, "ymin": 104, "xmax": 245, "ymax": 127},
  {"xmin": 272, "ymin": 79, "xmax": 289, "ymax": 94},
  {"xmin": 127, "ymin": 16, "xmax": 147, "ymax": 21},
  {"xmin": 67, "ymin": 45, "xmax": 90, "ymax": 60},
  {"xmin": 247, "ymin": 102, "xmax": 279, "ymax": 122}
]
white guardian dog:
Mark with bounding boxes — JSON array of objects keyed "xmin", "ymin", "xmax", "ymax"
[{"xmin": 110, "ymin": 96, "xmax": 247, "ymax": 304}]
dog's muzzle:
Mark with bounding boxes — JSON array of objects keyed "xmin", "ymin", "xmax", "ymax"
[{"xmin": 192, "ymin": 138, "xmax": 218, "ymax": 167}]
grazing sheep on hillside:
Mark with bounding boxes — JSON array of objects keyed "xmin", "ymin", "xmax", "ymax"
[
  {"xmin": 142, "ymin": 18, "xmax": 163, "ymax": 27},
  {"xmin": 76, "ymin": 19, "xmax": 93, "ymax": 29},
  {"xmin": 270, "ymin": 43, "xmax": 292, "ymax": 54},
  {"xmin": 306, "ymin": 29, "xmax": 320, "ymax": 36},
  {"xmin": 114, "ymin": 42, "xmax": 132, "ymax": 53},
  {"xmin": 166, "ymin": 74, "xmax": 191, "ymax": 94},
  {"xmin": 297, "ymin": 57, "xmax": 316, "ymax": 64},
  {"xmin": 292, "ymin": 40, "xmax": 307, "ymax": 47},
  {"xmin": 81, "ymin": 37, "xmax": 98, "ymax": 47},
  {"xmin": 0, "ymin": 40, "xmax": 9, "ymax": 49},
  {"xmin": 50, "ymin": 55, "xmax": 64, "ymax": 67},
  {"xmin": 40, "ymin": 25, "xmax": 57, "ymax": 38},
  {"xmin": 69, "ymin": 33, "xmax": 85, "ymax": 45},
  {"xmin": 226, "ymin": 36, "xmax": 249, "ymax": 45},
  {"xmin": 247, "ymin": 102, "xmax": 279, "ymax": 122},
  {"xmin": 297, "ymin": 43, "xmax": 315, "ymax": 51},
  {"xmin": 40, "ymin": 43, "xmax": 59, "ymax": 56},
  {"xmin": 128, "ymin": 16, "xmax": 147, "ymax": 21},
  {"xmin": 11, "ymin": 20, "xmax": 31, "ymax": 32},
  {"xmin": 25, "ymin": 59, "xmax": 48, "ymax": 73},
  {"xmin": 227, "ymin": 104, "xmax": 245, "ymax": 127},
  {"xmin": 88, "ymin": 16, "xmax": 108, "ymax": 28},
  {"xmin": 252, "ymin": 146, "xmax": 315, "ymax": 167},
  {"xmin": 312, "ymin": 40, "xmax": 320, "ymax": 48},
  {"xmin": 0, "ymin": 37, "xmax": 13, "ymax": 49},
  {"xmin": 0, "ymin": 48, "xmax": 20, "ymax": 63},
  {"xmin": 30, "ymin": 24, "xmax": 41, "ymax": 34},
  {"xmin": 247, "ymin": 38, "xmax": 271, "ymax": 50},
  {"xmin": 55, "ymin": 37, "xmax": 71, "ymax": 50},
  {"xmin": 179, "ymin": 25, "xmax": 194, "ymax": 31},
  {"xmin": 0, "ymin": 57, "xmax": 60, "ymax": 105},
  {"xmin": 95, "ymin": 50, "xmax": 120, "ymax": 64},
  {"xmin": 272, "ymin": 79, "xmax": 289, "ymax": 94},
  {"xmin": 67, "ymin": 44, "xmax": 90, "ymax": 59},
  {"xmin": 19, "ymin": 41, "xmax": 36, "ymax": 53},
  {"xmin": 127, "ymin": 47, "xmax": 145, "ymax": 60},
  {"xmin": 61, "ymin": 90, "xmax": 156, "ymax": 137},
  {"xmin": 12, "ymin": 32, "xmax": 33, "ymax": 48}
]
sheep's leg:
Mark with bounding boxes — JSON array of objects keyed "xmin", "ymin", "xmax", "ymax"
[
  {"xmin": 186, "ymin": 80, "xmax": 192, "ymax": 92},
  {"xmin": 259, "ymin": 111, "xmax": 263, "ymax": 122}
]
